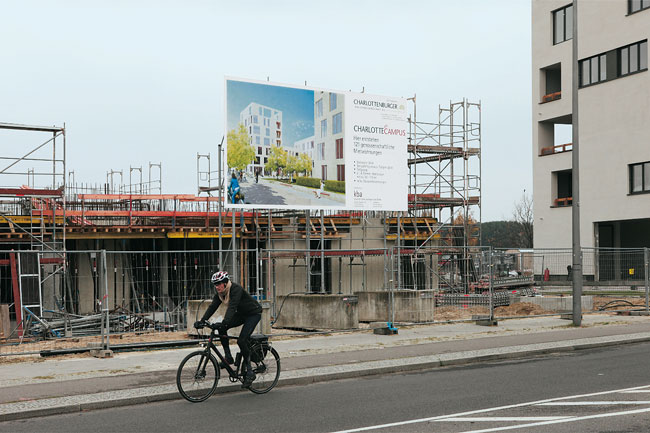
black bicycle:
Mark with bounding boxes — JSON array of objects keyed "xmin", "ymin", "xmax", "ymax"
[{"xmin": 176, "ymin": 322, "xmax": 280, "ymax": 402}]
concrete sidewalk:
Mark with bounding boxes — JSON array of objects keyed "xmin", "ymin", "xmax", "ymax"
[{"xmin": 2, "ymin": 313, "xmax": 650, "ymax": 421}]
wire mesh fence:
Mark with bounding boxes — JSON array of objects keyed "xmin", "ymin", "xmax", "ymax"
[{"xmin": 1, "ymin": 247, "xmax": 649, "ymax": 355}]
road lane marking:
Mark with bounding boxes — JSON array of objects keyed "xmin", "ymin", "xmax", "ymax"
[
  {"xmin": 332, "ymin": 384, "xmax": 650, "ymax": 433},
  {"xmin": 537, "ymin": 401, "xmax": 650, "ymax": 406},
  {"xmin": 436, "ymin": 417, "xmax": 571, "ymax": 422},
  {"xmin": 458, "ymin": 407, "xmax": 650, "ymax": 433}
]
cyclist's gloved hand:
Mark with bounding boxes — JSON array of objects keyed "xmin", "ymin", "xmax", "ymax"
[{"xmin": 193, "ymin": 320, "xmax": 206, "ymax": 329}]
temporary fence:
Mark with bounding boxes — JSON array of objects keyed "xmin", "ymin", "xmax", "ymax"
[{"xmin": 1, "ymin": 247, "xmax": 649, "ymax": 355}]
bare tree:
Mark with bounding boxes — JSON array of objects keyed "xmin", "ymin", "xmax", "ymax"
[{"xmin": 512, "ymin": 190, "xmax": 533, "ymax": 248}]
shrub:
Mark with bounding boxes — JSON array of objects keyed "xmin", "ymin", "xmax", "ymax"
[
  {"xmin": 295, "ymin": 176, "xmax": 321, "ymax": 188},
  {"xmin": 325, "ymin": 180, "xmax": 345, "ymax": 193}
]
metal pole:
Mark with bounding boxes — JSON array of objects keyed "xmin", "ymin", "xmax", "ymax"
[
  {"xmin": 643, "ymin": 248, "xmax": 650, "ymax": 314},
  {"xmin": 306, "ymin": 211, "xmax": 311, "ymax": 293},
  {"xmin": 489, "ymin": 247, "xmax": 494, "ymax": 321},
  {"xmin": 101, "ymin": 249, "xmax": 110, "ymax": 351},
  {"xmin": 571, "ymin": 0, "xmax": 583, "ymax": 326},
  {"xmin": 320, "ymin": 210, "xmax": 325, "ymax": 294},
  {"xmin": 218, "ymin": 138, "xmax": 224, "ymax": 268}
]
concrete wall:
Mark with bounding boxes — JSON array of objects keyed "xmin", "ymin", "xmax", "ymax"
[
  {"xmin": 526, "ymin": 295, "xmax": 593, "ymax": 312},
  {"xmin": 356, "ymin": 290, "xmax": 437, "ymax": 323},
  {"xmin": 273, "ymin": 294, "xmax": 358, "ymax": 329}
]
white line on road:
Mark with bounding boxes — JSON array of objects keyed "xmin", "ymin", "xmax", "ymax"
[
  {"xmin": 331, "ymin": 384, "xmax": 650, "ymax": 433},
  {"xmin": 537, "ymin": 401, "xmax": 650, "ymax": 406},
  {"xmin": 436, "ymin": 417, "xmax": 571, "ymax": 422},
  {"xmin": 458, "ymin": 407, "xmax": 650, "ymax": 433}
]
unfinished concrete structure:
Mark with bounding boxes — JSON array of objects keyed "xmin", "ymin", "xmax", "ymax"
[{"xmin": 0, "ymin": 98, "xmax": 482, "ymax": 334}]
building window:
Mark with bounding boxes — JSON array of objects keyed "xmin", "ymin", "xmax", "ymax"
[
  {"xmin": 316, "ymin": 99, "xmax": 323, "ymax": 117},
  {"xmin": 629, "ymin": 0, "xmax": 650, "ymax": 14},
  {"xmin": 263, "ymin": 108, "xmax": 271, "ymax": 117},
  {"xmin": 253, "ymin": 126, "xmax": 260, "ymax": 134},
  {"xmin": 630, "ymin": 161, "xmax": 650, "ymax": 193},
  {"xmin": 265, "ymin": 128, "xmax": 270, "ymax": 136},
  {"xmin": 253, "ymin": 115, "xmax": 259, "ymax": 124},
  {"xmin": 619, "ymin": 40, "xmax": 648, "ymax": 77},
  {"xmin": 579, "ymin": 54, "xmax": 607, "ymax": 87},
  {"xmin": 329, "ymin": 93, "xmax": 337, "ymax": 111},
  {"xmin": 553, "ymin": 169, "xmax": 572, "ymax": 207},
  {"xmin": 541, "ymin": 63, "xmax": 561, "ymax": 102},
  {"xmin": 332, "ymin": 112, "xmax": 342, "ymax": 134},
  {"xmin": 255, "ymin": 136, "xmax": 260, "ymax": 144},
  {"xmin": 335, "ymin": 138, "xmax": 343, "ymax": 159},
  {"xmin": 337, "ymin": 164, "xmax": 345, "ymax": 181},
  {"xmin": 258, "ymin": 146, "xmax": 262, "ymax": 155},
  {"xmin": 264, "ymin": 137, "xmax": 270, "ymax": 146},
  {"xmin": 320, "ymin": 119, "xmax": 327, "ymax": 137},
  {"xmin": 553, "ymin": 4, "xmax": 573, "ymax": 45},
  {"xmin": 322, "ymin": 165, "xmax": 327, "ymax": 181}
]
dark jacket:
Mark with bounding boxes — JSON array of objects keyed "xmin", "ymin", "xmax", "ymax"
[{"xmin": 200, "ymin": 282, "xmax": 262, "ymax": 327}]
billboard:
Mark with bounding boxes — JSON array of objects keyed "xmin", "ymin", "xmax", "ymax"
[{"xmin": 224, "ymin": 77, "xmax": 407, "ymax": 211}]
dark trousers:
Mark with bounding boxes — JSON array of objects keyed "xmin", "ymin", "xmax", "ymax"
[{"xmin": 219, "ymin": 313, "xmax": 261, "ymax": 372}]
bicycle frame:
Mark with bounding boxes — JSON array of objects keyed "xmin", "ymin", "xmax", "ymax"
[{"xmin": 199, "ymin": 328, "xmax": 244, "ymax": 380}]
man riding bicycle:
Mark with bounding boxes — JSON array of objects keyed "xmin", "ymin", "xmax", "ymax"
[{"xmin": 194, "ymin": 271, "xmax": 262, "ymax": 388}]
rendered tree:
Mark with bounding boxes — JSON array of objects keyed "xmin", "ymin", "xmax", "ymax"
[
  {"xmin": 295, "ymin": 153, "xmax": 313, "ymax": 176},
  {"xmin": 266, "ymin": 146, "xmax": 288, "ymax": 176},
  {"xmin": 227, "ymin": 124, "xmax": 255, "ymax": 171}
]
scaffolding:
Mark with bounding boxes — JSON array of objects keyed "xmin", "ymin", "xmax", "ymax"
[{"xmin": 0, "ymin": 101, "xmax": 482, "ymax": 336}]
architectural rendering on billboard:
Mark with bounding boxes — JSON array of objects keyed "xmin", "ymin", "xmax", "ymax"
[{"xmin": 224, "ymin": 77, "xmax": 407, "ymax": 211}]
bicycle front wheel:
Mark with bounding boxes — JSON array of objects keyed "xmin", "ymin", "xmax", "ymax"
[
  {"xmin": 249, "ymin": 346, "xmax": 281, "ymax": 394},
  {"xmin": 177, "ymin": 351, "xmax": 220, "ymax": 402}
]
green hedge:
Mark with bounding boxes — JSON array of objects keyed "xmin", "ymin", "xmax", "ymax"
[
  {"xmin": 295, "ymin": 177, "xmax": 345, "ymax": 193},
  {"xmin": 325, "ymin": 180, "xmax": 345, "ymax": 193},
  {"xmin": 295, "ymin": 176, "xmax": 320, "ymax": 188}
]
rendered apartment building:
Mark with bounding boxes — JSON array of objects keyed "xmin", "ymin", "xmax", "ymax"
[
  {"xmin": 240, "ymin": 102, "xmax": 283, "ymax": 174},
  {"xmin": 295, "ymin": 135, "xmax": 316, "ymax": 175},
  {"xmin": 313, "ymin": 91, "xmax": 345, "ymax": 181},
  {"xmin": 532, "ymin": 0, "xmax": 649, "ymax": 250}
]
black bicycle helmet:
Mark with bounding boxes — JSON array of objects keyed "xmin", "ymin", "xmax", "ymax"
[{"xmin": 211, "ymin": 271, "xmax": 229, "ymax": 285}]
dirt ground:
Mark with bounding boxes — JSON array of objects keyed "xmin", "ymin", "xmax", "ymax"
[{"xmin": 3, "ymin": 296, "xmax": 647, "ymax": 362}]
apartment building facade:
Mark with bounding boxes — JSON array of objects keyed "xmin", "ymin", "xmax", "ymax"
[
  {"xmin": 313, "ymin": 91, "xmax": 346, "ymax": 181},
  {"xmin": 532, "ymin": 0, "xmax": 649, "ymax": 250},
  {"xmin": 239, "ymin": 102, "xmax": 283, "ymax": 174}
]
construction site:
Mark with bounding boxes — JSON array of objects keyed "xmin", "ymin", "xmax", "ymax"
[{"xmin": 1, "ymin": 97, "xmax": 549, "ymax": 346}]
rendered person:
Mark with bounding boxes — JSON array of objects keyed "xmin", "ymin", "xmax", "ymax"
[
  {"xmin": 229, "ymin": 172, "xmax": 240, "ymax": 203},
  {"xmin": 195, "ymin": 271, "xmax": 262, "ymax": 388}
]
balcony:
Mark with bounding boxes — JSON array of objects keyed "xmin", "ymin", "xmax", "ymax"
[
  {"xmin": 541, "ymin": 91, "xmax": 561, "ymax": 104},
  {"xmin": 540, "ymin": 142, "xmax": 572, "ymax": 156}
]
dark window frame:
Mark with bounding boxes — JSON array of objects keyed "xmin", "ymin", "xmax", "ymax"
[
  {"xmin": 618, "ymin": 40, "xmax": 648, "ymax": 78},
  {"xmin": 552, "ymin": 4, "xmax": 573, "ymax": 45},
  {"xmin": 579, "ymin": 53, "xmax": 607, "ymax": 87},
  {"xmin": 629, "ymin": 161, "xmax": 650, "ymax": 194},
  {"xmin": 628, "ymin": 0, "xmax": 650, "ymax": 14}
]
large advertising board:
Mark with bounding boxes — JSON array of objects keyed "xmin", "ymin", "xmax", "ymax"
[{"xmin": 225, "ymin": 77, "xmax": 407, "ymax": 211}]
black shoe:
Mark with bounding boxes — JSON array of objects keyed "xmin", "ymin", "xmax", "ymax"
[
  {"xmin": 241, "ymin": 371, "xmax": 256, "ymax": 389},
  {"xmin": 219, "ymin": 356, "xmax": 234, "ymax": 369}
]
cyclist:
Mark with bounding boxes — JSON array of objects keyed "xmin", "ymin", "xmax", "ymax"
[
  {"xmin": 194, "ymin": 271, "xmax": 262, "ymax": 388},
  {"xmin": 228, "ymin": 172, "xmax": 241, "ymax": 204}
]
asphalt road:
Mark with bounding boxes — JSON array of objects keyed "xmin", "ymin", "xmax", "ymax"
[{"xmin": 3, "ymin": 342, "xmax": 650, "ymax": 433}]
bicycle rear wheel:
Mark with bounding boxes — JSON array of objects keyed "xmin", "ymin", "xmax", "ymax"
[
  {"xmin": 177, "ymin": 351, "xmax": 220, "ymax": 402},
  {"xmin": 248, "ymin": 346, "xmax": 280, "ymax": 394}
]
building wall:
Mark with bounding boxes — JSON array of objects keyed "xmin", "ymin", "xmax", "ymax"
[
  {"xmin": 239, "ymin": 102, "xmax": 283, "ymax": 174},
  {"xmin": 532, "ymin": 0, "xmax": 650, "ymax": 248},
  {"xmin": 314, "ymin": 91, "xmax": 345, "ymax": 181}
]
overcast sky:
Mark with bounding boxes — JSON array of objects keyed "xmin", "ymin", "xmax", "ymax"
[{"xmin": 0, "ymin": 0, "xmax": 532, "ymax": 221}]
